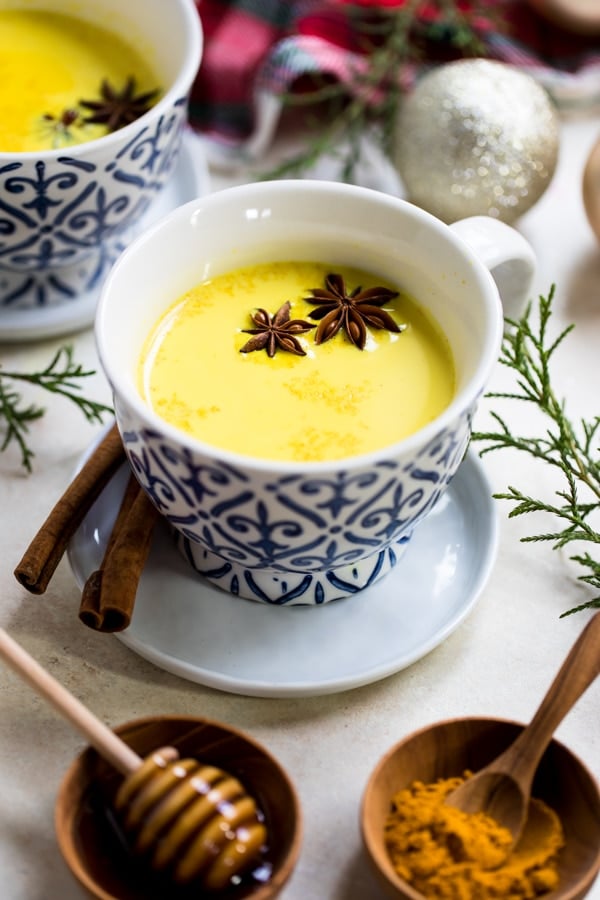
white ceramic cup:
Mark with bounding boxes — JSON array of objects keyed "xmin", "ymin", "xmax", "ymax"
[
  {"xmin": 0, "ymin": 0, "xmax": 202, "ymax": 318},
  {"xmin": 96, "ymin": 180, "xmax": 535, "ymax": 606}
]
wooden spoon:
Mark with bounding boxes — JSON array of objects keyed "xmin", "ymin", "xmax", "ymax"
[
  {"xmin": 0, "ymin": 627, "xmax": 267, "ymax": 891},
  {"xmin": 446, "ymin": 611, "xmax": 600, "ymax": 849}
]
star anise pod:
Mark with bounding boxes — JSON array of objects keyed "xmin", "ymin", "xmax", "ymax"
[
  {"xmin": 79, "ymin": 78, "xmax": 159, "ymax": 132},
  {"xmin": 306, "ymin": 273, "xmax": 402, "ymax": 350},
  {"xmin": 240, "ymin": 301, "xmax": 316, "ymax": 358},
  {"xmin": 40, "ymin": 108, "xmax": 82, "ymax": 147}
]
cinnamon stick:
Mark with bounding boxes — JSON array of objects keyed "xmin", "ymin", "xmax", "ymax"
[
  {"xmin": 78, "ymin": 476, "xmax": 160, "ymax": 633},
  {"xmin": 78, "ymin": 472, "xmax": 141, "ymax": 631},
  {"xmin": 14, "ymin": 423, "xmax": 125, "ymax": 594}
]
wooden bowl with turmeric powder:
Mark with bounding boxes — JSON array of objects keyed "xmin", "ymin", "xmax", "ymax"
[{"xmin": 361, "ymin": 716, "xmax": 600, "ymax": 900}]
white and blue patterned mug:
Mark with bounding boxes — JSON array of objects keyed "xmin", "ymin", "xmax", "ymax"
[
  {"xmin": 0, "ymin": 0, "xmax": 201, "ymax": 316},
  {"xmin": 97, "ymin": 180, "xmax": 535, "ymax": 606}
]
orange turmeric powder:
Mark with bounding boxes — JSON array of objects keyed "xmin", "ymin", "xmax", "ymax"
[{"xmin": 385, "ymin": 774, "xmax": 565, "ymax": 899}]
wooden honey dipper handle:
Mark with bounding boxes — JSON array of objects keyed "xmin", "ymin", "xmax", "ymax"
[
  {"xmin": 0, "ymin": 627, "xmax": 268, "ymax": 891},
  {"xmin": 0, "ymin": 627, "xmax": 141, "ymax": 776}
]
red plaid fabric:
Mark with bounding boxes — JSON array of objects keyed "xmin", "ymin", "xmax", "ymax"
[
  {"xmin": 191, "ymin": 1, "xmax": 305, "ymax": 139},
  {"xmin": 189, "ymin": 0, "xmax": 600, "ymax": 147}
]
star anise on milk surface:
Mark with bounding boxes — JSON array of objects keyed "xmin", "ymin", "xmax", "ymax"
[
  {"xmin": 240, "ymin": 301, "xmax": 316, "ymax": 358},
  {"xmin": 80, "ymin": 77, "xmax": 159, "ymax": 132},
  {"xmin": 306, "ymin": 273, "xmax": 402, "ymax": 350}
]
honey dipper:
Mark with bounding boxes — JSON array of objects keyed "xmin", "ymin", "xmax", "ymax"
[{"xmin": 0, "ymin": 627, "xmax": 268, "ymax": 892}]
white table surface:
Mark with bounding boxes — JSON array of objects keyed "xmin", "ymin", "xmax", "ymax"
[{"xmin": 1, "ymin": 107, "xmax": 600, "ymax": 900}]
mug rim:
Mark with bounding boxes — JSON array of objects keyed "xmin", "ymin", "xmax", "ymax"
[
  {"xmin": 96, "ymin": 179, "xmax": 504, "ymax": 474},
  {"xmin": 0, "ymin": 0, "xmax": 202, "ymax": 161}
]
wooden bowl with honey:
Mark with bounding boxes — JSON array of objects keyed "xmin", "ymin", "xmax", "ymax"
[{"xmin": 55, "ymin": 715, "xmax": 302, "ymax": 900}]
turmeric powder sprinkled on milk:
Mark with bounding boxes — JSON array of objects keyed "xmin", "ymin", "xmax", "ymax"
[
  {"xmin": 0, "ymin": 10, "xmax": 159, "ymax": 152},
  {"xmin": 138, "ymin": 261, "xmax": 455, "ymax": 462},
  {"xmin": 385, "ymin": 774, "xmax": 564, "ymax": 899}
]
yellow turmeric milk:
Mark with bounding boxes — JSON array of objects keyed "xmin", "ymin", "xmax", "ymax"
[
  {"xmin": 0, "ymin": 10, "xmax": 158, "ymax": 152},
  {"xmin": 138, "ymin": 261, "xmax": 456, "ymax": 463},
  {"xmin": 385, "ymin": 774, "xmax": 565, "ymax": 899}
]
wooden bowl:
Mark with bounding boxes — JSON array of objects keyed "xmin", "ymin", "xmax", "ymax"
[
  {"xmin": 361, "ymin": 717, "xmax": 600, "ymax": 900},
  {"xmin": 55, "ymin": 715, "xmax": 302, "ymax": 900}
]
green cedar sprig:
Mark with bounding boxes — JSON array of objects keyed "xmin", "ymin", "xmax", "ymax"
[
  {"xmin": 262, "ymin": 0, "xmax": 497, "ymax": 183},
  {"xmin": 472, "ymin": 286, "xmax": 600, "ymax": 616},
  {"xmin": 0, "ymin": 345, "xmax": 113, "ymax": 473}
]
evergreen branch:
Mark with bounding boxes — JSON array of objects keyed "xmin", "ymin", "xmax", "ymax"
[
  {"xmin": 0, "ymin": 345, "xmax": 113, "ymax": 473},
  {"xmin": 259, "ymin": 1, "xmax": 498, "ymax": 183},
  {"xmin": 472, "ymin": 286, "xmax": 600, "ymax": 616},
  {"xmin": 0, "ymin": 379, "xmax": 45, "ymax": 472}
]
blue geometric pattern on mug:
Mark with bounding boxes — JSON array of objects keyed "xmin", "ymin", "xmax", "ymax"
[
  {"xmin": 123, "ymin": 414, "xmax": 470, "ymax": 574},
  {"xmin": 177, "ymin": 534, "xmax": 408, "ymax": 605},
  {"xmin": 0, "ymin": 98, "xmax": 187, "ymax": 307},
  {"xmin": 0, "ymin": 230, "xmax": 132, "ymax": 308}
]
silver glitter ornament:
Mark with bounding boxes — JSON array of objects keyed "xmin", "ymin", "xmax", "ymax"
[{"xmin": 394, "ymin": 59, "xmax": 560, "ymax": 224}]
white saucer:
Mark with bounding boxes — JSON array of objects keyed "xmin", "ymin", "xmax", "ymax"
[
  {"xmin": 68, "ymin": 451, "xmax": 498, "ymax": 698},
  {"xmin": 0, "ymin": 130, "xmax": 210, "ymax": 344}
]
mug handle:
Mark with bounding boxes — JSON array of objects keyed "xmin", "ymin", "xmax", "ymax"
[{"xmin": 450, "ymin": 216, "xmax": 536, "ymax": 323}]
